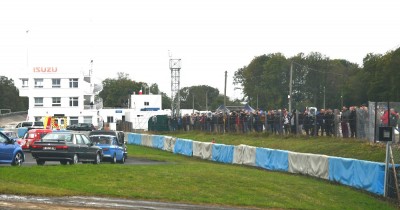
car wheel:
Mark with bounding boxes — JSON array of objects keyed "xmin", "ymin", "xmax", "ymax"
[
  {"xmin": 36, "ymin": 159, "xmax": 45, "ymax": 165},
  {"xmin": 93, "ymin": 153, "xmax": 101, "ymax": 164},
  {"xmin": 118, "ymin": 155, "xmax": 125, "ymax": 164},
  {"xmin": 111, "ymin": 154, "xmax": 117, "ymax": 164},
  {"xmin": 11, "ymin": 152, "xmax": 24, "ymax": 166},
  {"xmin": 69, "ymin": 154, "xmax": 78, "ymax": 165},
  {"xmin": 60, "ymin": 160, "xmax": 68, "ymax": 165}
]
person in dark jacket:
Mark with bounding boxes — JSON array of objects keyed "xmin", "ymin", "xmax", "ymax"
[
  {"xmin": 349, "ymin": 106, "xmax": 357, "ymax": 138},
  {"xmin": 324, "ymin": 109, "xmax": 334, "ymax": 137},
  {"xmin": 341, "ymin": 106, "xmax": 350, "ymax": 138},
  {"xmin": 303, "ymin": 110, "xmax": 314, "ymax": 136},
  {"xmin": 316, "ymin": 109, "xmax": 325, "ymax": 136}
]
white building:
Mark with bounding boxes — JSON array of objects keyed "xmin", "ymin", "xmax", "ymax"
[
  {"xmin": 17, "ymin": 66, "xmax": 100, "ymax": 129},
  {"xmin": 16, "ymin": 66, "xmax": 168, "ymax": 131}
]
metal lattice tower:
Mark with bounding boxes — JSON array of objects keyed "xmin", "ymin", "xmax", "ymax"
[{"xmin": 169, "ymin": 59, "xmax": 181, "ymax": 118}]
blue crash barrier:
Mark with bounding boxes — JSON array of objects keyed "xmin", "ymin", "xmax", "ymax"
[
  {"xmin": 127, "ymin": 133, "xmax": 142, "ymax": 145},
  {"xmin": 152, "ymin": 135, "xmax": 165, "ymax": 150},
  {"xmin": 126, "ymin": 133, "xmax": 388, "ymax": 196},
  {"xmin": 328, "ymin": 157, "xmax": 385, "ymax": 195},
  {"xmin": 173, "ymin": 138, "xmax": 193, "ymax": 156},
  {"xmin": 255, "ymin": 147, "xmax": 289, "ymax": 172},
  {"xmin": 211, "ymin": 144, "xmax": 234, "ymax": 164}
]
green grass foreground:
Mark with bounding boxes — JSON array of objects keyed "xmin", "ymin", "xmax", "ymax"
[{"xmin": 0, "ymin": 132, "xmax": 397, "ymax": 209}]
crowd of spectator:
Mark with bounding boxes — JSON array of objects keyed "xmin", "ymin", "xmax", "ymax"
[{"xmin": 165, "ymin": 104, "xmax": 400, "ymax": 140}]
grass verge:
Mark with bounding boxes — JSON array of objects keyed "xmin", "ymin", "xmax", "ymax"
[{"xmin": 0, "ymin": 141, "xmax": 397, "ymax": 210}]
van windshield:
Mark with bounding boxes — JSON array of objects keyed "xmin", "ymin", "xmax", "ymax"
[
  {"xmin": 34, "ymin": 122, "xmax": 44, "ymax": 126},
  {"xmin": 22, "ymin": 122, "xmax": 33, "ymax": 127}
]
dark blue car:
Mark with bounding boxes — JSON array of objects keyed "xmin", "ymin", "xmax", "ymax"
[
  {"xmin": 89, "ymin": 134, "xmax": 125, "ymax": 164},
  {"xmin": 0, "ymin": 131, "xmax": 25, "ymax": 166}
]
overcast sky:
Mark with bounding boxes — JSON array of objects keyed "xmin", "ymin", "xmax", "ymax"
[{"xmin": 1, "ymin": 0, "xmax": 399, "ymax": 99}]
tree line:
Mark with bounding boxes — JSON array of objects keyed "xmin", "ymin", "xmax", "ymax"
[
  {"xmin": 233, "ymin": 47, "xmax": 400, "ymax": 111},
  {"xmin": 1, "ymin": 47, "xmax": 399, "ymax": 112}
]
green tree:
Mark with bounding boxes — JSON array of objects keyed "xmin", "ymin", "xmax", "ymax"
[
  {"xmin": 179, "ymin": 85, "xmax": 220, "ymax": 111},
  {"xmin": 0, "ymin": 76, "xmax": 28, "ymax": 111},
  {"xmin": 99, "ymin": 72, "xmax": 145, "ymax": 107}
]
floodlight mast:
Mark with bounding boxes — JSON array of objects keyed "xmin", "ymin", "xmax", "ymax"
[{"xmin": 169, "ymin": 56, "xmax": 181, "ymax": 118}]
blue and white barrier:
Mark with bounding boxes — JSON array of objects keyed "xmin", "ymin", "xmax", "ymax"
[
  {"xmin": 211, "ymin": 144, "xmax": 234, "ymax": 164},
  {"xmin": 288, "ymin": 152, "xmax": 329, "ymax": 180},
  {"xmin": 173, "ymin": 138, "xmax": 193, "ymax": 157},
  {"xmin": 233, "ymin": 144, "xmax": 256, "ymax": 166},
  {"xmin": 255, "ymin": 148, "xmax": 289, "ymax": 172},
  {"xmin": 193, "ymin": 141, "xmax": 213, "ymax": 160},
  {"xmin": 127, "ymin": 133, "xmax": 386, "ymax": 196}
]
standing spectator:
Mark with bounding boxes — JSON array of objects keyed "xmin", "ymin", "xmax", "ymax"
[
  {"xmin": 349, "ymin": 106, "xmax": 357, "ymax": 138},
  {"xmin": 341, "ymin": 106, "xmax": 350, "ymax": 138},
  {"xmin": 273, "ymin": 109, "xmax": 283, "ymax": 135},
  {"xmin": 325, "ymin": 109, "xmax": 334, "ymax": 137},
  {"xmin": 357, "ymin": 104, "xmax": 368, "ymax": 139},
  {"xmin": 242, "ymin": 111, "xmax": 249, "ymax": 133},
  {"xmin": 283, "ymin": 109, "xmax": 290, "ymax": 135},
  {"xmin": 266, "ymin": 110, "xmax": 274, "ymax": 133},
  {"xmin": 316, "ymin": 109, "xmax": 325, "ymax": 136},
  {"xmin": 303, "ymin": 110, "xmax": 314, "ymax": 136},
  {"xmin": 389, "ymin": 109, "xmax": 399, "ymax": 127},
  {"xmin": 290, "ymin": 109, "xmax": 297, "ymax": 134}
]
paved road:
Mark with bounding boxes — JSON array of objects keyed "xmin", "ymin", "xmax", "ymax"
[
  {"xmin": 0, "ymin": 194, "xmax": 253, "ymax": 210},
  {"xmin": 0, "ymin": 150, "xmax": 167, "ymax": 167}
]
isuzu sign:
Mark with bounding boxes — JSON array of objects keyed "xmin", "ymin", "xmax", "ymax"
[{"xmin": 33, "ymin": 67, "xmax": 58, "ymax": 73}]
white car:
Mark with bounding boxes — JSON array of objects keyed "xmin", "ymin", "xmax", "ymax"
[{"xmin": 15, "ymin": 121, "xmax": 44, "ymax": 129}]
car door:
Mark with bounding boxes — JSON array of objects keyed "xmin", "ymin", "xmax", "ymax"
[
  {"xmin": 81, "ymin": 134, "xmax": 96, "ymax": 160},
  {"xmin": 113, "ymin": 138, "xmax": 123, "ymax": 160},
  {"xmin": 0, "ymin": 133, "xmax": 14, "ymax": 162},
  {"xmin": 75, "ymin": 134, "xmax": 89, "ymax": 160}
]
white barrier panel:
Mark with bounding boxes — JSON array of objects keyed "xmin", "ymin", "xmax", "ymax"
[
  {"xmin": 288, "ymin": 152, "xmax": 329, "ymax": 180},
  {"xmin": 163, "ymin": 136, "xmax": 176, "ymax": 152},
  {"xmin": 193, "ymin": 141, "xmax": 213, "ymax": 160},
  {"xmin": 233, "ymin": 144, "xmax": 256, "ymax": 166},
  {"xmin": 141, "ymin": 134, "xmax": 153, "ymax": 147}
]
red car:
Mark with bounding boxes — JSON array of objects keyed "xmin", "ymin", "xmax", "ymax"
[{"xmin": 17, "ymin": 129, "xmax": 53, "ymax": 150}]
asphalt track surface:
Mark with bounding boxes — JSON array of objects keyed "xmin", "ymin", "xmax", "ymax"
[{"xmin": 15, "ymin": 151, "xmax": 166, "ymax": 166}]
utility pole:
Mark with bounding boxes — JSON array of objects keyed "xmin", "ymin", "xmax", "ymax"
[
  {"xmin": 206, "ymin": 91, "xmax": 208, "ymax": 111},
  {"xmin": 224, "ymin": 71, "xmax": 227, "ymax": 108},
  {"xmin": 289, "ymin": 62, "xmax": 293, "ymax": 112}
]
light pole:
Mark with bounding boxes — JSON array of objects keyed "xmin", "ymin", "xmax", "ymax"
[{"xmin": 206, "ymin": 90, "xmax": 208, "ymax": 111}]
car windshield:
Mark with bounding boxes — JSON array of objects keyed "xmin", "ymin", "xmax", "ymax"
[
  {"xmin": 90, "ymin": 136, "xmax": 114, "ymax": 145},
  {"xmin": 42, "ymin": 133, "xmax": 72, "ymax": 142},
  {"xmin": 1, "ymin": 131, "xmax": 17, "ymax": 138}
]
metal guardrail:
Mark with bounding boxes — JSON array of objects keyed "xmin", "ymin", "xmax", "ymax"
[{"xmin": 0, "ymin": 111, "xmax": 27, "ymax": 117}]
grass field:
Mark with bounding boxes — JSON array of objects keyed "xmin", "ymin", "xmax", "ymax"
[{"xmin": 0, "ymin": 132, "xmax": 397, "ymax": 210}]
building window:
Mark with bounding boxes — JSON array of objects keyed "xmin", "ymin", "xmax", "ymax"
[
  {"xmin": 69, "ymin": 116, "xmax": 78, "ymax": 125},
  {"xmin": 83, "ymin": 116, "xmax": 92, "ymax": 124},
  {"xmin": 69, "ymin": 78, "xmax": 78, "ymax": 88},
  {"xmin": 52, "ymin": 97, "xmax": 61, "ymax": 107},
  {"xmin": 144, "ymin": 102, "xmax": 149, "ymax": 106},
  {"xmin": 34, "ymin": 97, "xmax": 43, "ymax": 107},
  {"xmin": 22, "ymin": 79, "xmax": 28, "ymax": 88},
  {"xmin": 34, "ymin": 79, "xmax": 44, "ymax": 88},
  {"xmin": 52, "ymin": 79, "xmax": 61, "ymax": 88},
  {"xmin": 107, "ymin": 116, "xmax": 114, "ymax": 123},
  {"xmin": 69, "ymin": 97, "xmax": 78, "ymax": 107}
]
